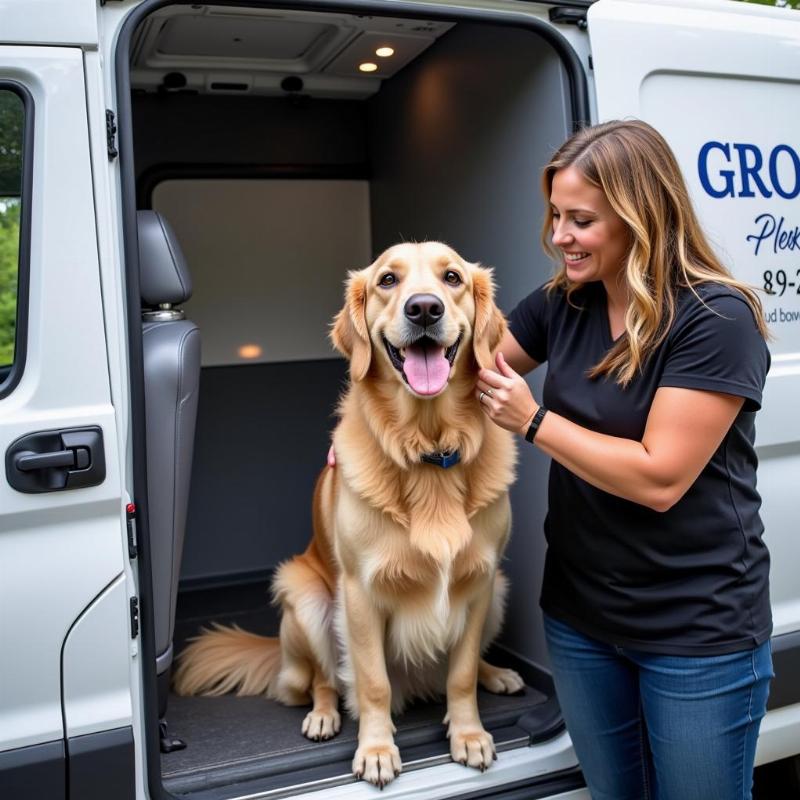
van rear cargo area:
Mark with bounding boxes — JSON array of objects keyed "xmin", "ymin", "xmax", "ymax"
[
  {"xmin": 162, "ymin": 584, "xmax": 560, "ymax": 798},
  {"xmin": 128, "ymin": 5, "xmax": 575, "ymax": 796}
]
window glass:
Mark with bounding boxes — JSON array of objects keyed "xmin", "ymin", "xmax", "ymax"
[{"xmin": 0, "ymin": 89, "xmax": 24, "ymax": 371}]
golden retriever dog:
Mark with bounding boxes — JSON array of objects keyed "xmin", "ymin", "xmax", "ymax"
[{"xmin": 174, "ymin": 242, "xmax": 521, "ymax": 787}]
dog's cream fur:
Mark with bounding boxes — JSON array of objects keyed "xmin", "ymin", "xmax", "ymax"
[{"xmin": 173, "ymin": 242, "xmax": 521, "ymax": 786}]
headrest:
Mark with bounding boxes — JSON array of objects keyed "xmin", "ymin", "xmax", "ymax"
[{"xmin": 137, "ymin": 210, "xmax": 192, "ymax": 306}]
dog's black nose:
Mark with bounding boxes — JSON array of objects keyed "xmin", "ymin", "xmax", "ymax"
[{"xmin": 404, "ymin": 294, "xmax": 444, "ymax": 327}]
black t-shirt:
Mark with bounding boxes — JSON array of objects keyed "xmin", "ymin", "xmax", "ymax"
[{"xmin": 509, "ymin": 281, "xmax": 771, "ymax": 655}]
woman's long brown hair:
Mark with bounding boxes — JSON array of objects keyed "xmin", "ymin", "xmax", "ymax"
[{"xmin": 541, "ymin": 119, "xmax": 768, "ymax": 386}]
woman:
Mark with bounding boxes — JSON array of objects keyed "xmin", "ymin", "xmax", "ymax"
[{"xmin": 476, "ymin": 119, "xmax": 772, "ymax": 800}]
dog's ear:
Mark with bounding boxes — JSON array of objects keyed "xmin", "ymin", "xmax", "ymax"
[
  {"xmin": 331, "ymin": 269, "xmax": 372, "ymax": 381},
  {"xmin": 471, "ymin": 265, "xmax": 507, "ymax": 370}
]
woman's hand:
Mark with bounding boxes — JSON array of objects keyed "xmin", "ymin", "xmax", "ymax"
[{"xmin": 476, "ymin": 352, "xmax": 539, "ymax": 436}]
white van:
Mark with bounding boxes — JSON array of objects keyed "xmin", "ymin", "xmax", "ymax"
[{"xmin": 1, "ymin": 0, "xmax": 799, "ymax": 798}]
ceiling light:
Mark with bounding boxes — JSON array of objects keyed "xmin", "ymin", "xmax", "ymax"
[
  {"xmin": 359, "ymin": 62, "xmax": 378, "ymax": 73},
  {"xmin": 376, "ymin": 47, "xmax": 395, "ymax": 58},
  {"xmin": 238, "ymin": 344, "xmax": 262, "ymax": 359}
]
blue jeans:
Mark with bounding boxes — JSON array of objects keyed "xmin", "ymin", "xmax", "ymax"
[{"xmin": 543, "ymin": 614, "xmax": 773, "ymax": 800}]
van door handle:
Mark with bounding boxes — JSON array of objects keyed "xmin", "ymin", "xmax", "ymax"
[
  {"xmin": 5, "ymin": 427, "xmax": 106, "ymax": 493},
  {"xmin": 15, "ymin": 449, "xmax": 80, "ymax": 471}
]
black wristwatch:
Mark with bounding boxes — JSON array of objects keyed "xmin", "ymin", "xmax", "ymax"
[{"xmin": 524, "ymin": 406, "xmax": 548, "ymax": 443}]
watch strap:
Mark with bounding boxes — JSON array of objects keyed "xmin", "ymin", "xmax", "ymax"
[{"xmin": 524, "ymin": 406, "xmax": 548, "ymax": 443}]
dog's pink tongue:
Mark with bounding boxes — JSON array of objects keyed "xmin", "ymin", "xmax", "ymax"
[{"xmin": 403, "ymin": 341, "xmax": 449, "ymax": 395}]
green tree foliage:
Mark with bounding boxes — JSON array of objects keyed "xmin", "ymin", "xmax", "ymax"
[
  {"xmin": 0, "ymin": 200, "xmax": 20, "ymax": 366},
  {"xmin": 0, "ymin": 89, "xmax": 24, "ymax": 368},
  {"xmin": 0, "ymin": 91, "xmax": 23, "ymax": 197},
  {"xmin": 737, "ymin": 0, "xmax": 800, "ymax": 8}
]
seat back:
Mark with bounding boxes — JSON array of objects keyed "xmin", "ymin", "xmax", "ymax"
[{"xmin": 138, "ymin": 210, "xmax": 201, "ymax": 715}]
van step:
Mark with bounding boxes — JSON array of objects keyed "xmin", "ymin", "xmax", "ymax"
[{"xmin": 162, "ymin": 711, "xmax": 553, "ymax": 797}]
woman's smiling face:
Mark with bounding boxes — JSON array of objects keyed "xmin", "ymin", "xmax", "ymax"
[{"xmin": 550, "ymin": 165, "xmax": 630, "ymax": 287}]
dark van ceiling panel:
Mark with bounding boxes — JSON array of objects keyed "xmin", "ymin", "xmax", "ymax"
[
  {"xmin": 156, "ymin": 16, "xmax": 337, "ymax": 60},
  {"xmin": 130, "ymin": 5, "xmax": 454, "ymax": 99}
]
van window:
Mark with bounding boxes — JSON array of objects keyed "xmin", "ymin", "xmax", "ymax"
[{"xmin": 0, "ymin": 87, "xmax": 25, "ymax": 385}]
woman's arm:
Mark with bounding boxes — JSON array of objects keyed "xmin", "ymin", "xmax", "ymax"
[
  {"xmin": 534, "ymin": 387, "xmax": 743, "ymax": 511},
  {"xmin": 477, "ymin": 355, "xmax": 744, "ymax": 512}
]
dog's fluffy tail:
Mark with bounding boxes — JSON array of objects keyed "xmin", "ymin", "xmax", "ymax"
[{"xmin": 173, "ymin": 623, "xmax": 282, "ymax": 698}]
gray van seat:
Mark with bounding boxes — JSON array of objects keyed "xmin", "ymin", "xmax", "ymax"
[{"xmin": 138, "ymin": 210, "xmax": 201, "ymax": 718}]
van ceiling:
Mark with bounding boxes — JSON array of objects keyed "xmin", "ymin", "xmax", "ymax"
[{"xmin": 130, "ymin": 4, "xmax": 454, "ymax": 99}]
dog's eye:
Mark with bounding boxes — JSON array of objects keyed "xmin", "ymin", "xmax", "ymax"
[
  {"xmin": 379, "ymin": 273, "xmax": 396, "ymax": 288},
  {"xmin": 444, "ymin": 270, "xmax": 462, "ymax": 286}
]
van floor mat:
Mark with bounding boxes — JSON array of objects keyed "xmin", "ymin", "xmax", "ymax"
[
  {"xmin": 161, "ymin": 688, "xmax": 553, "ymax": 796},
  {"xmin": 163, "ymin": 584, "xmax": 559, "ymax": 795}
]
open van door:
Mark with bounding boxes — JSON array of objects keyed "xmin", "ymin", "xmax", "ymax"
[
  {"xmin": 0, "ymin": 46, "xmax": 133, "ymax": 798},
  {"xmin": 589, "ymin": 0, "xmax": 800, "ymax": 765}
]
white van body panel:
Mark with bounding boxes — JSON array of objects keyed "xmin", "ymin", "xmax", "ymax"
[
  {"xmin": 0, "ymin": 0, "xmax": 98, "ymax": 47},
  {"xmin": 62, "ymin": 574, "xmax": 133, "ymax": 738},
  {"xmin": 79, "ymin": 44, "xmax": 152, "ymax": 796},
  {"xmin": 0, "ymin": 46, "xmax": 128, "ymax": 752},
  {"xmin": 756, "ymin": 701, "xmax": 800, "ymax": 766}
]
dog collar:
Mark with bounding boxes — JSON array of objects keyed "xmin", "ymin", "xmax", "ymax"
[{"xmin": 420, "ymin": 450, "xmax": 461, "ymax": 469}]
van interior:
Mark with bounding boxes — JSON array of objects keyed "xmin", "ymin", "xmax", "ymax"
[{"xmin": 127, "ymin": 4, "xmax": 576, "ymax": 797}]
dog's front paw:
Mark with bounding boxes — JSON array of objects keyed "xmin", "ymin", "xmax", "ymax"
[
  {"xmin": 449, "ymin": 728, "xmax": 496, "ymax": 772},
  {"xmin": 302, "ymin": 708, "xmax": 341, "ymax": 741},
  {"xmin": 352, "ymin": 742, "xmax": 402, "ymax": 788},
  {"xmin": 479, "ymin": 664, "xmax": 525, "ymax": 695}
]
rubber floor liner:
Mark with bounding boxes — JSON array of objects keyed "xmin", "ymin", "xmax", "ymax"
[{"xmin": 162, "ymin": 585, "xmax": 558, "ymax": 797}]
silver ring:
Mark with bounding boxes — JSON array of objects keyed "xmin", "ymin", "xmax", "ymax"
[
  {"xmin": 486, "ymin": 388, "xmax": 494, "ymax": 397},
  {"xmin": 479, "ymin": 391, "xmax": 486, "ymax": 403}
]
